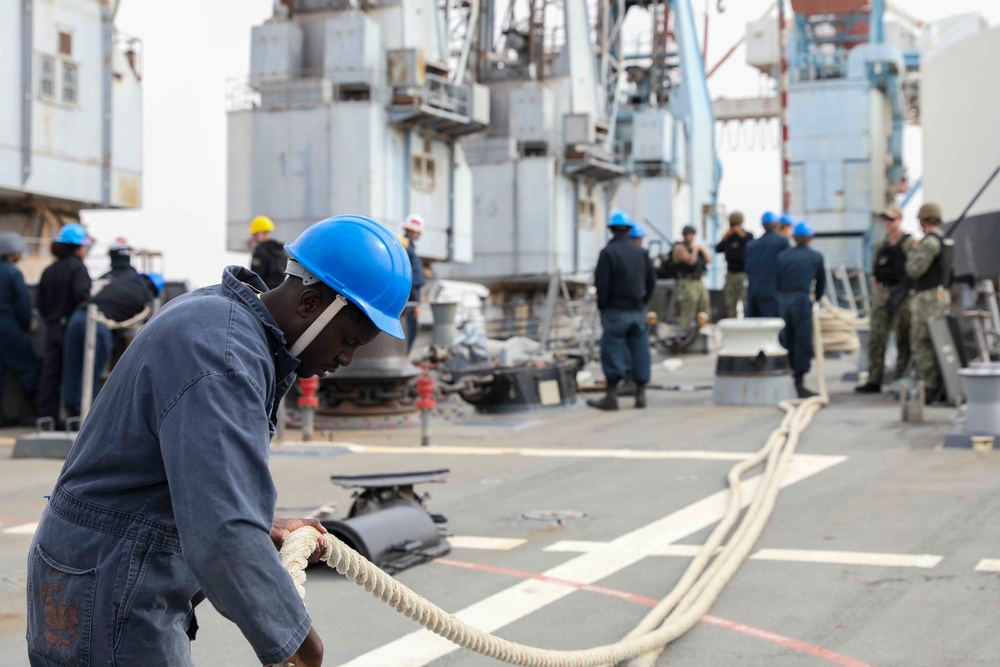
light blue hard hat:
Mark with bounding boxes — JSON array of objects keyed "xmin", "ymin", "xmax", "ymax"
[
  {"xmin": 793, "ymin": 221, "xmax": 814, "ymax": 237},
  {"xmin": 143, "ymin": 273, "xmax": 166, "ymax": 295},
  {"xmin": 56, "ymin": 223, "xmax": 90, "ymax": 247},
  {"xmin": 629, "ymin": 223, "xmax": 645, "ymax": 239},
  {"xmin": 285, "ymin": 215, "xmax": 412, "ymax": 339},
  {"xmin": 608, "ymin": 209, "xmax": 634, "ymax": 229},
  {"xmin": 778, "ymin": 214, "xmax": 794, "ymax": 226},
  {"xmin": 761, "ymin": 211, "xmax": 777, "ymax": 225}
]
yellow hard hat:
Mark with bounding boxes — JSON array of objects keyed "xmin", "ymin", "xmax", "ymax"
[{"xmin": 250, "ymin": 215, "xmax": 275, "ymax": 235}]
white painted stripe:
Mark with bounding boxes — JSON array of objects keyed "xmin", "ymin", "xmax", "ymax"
[
  {"xmin": 2, "ymin": 522, "xmax": 38, "ymax": 536},
  {"xmin": 545, "ymin": 541, "xmax": 709, "ymax": 557},
  {"xmin": 974, "ymin": 559, "xmax": 1000, "ymax": 573},
  {"xmin": 449, "ymin": 536, "xmax": 527, "ymax": 551},
  {"xmin": 546, "ymin": 541, "xmax": 940, "ymax": 568},
  {"xmin": 751, "ymin": 548, "xmax": 942, "ymax": 569},
  {"xmin": 339, "ymin": 454, "xmax": 845, "ymax": 667},
  {"xmin": 292, "ymin": 441, "xmax": 753, "ymax": 462}
]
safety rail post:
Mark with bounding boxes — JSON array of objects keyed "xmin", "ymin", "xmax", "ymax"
[{"xmin": 80, "ymin": 304, "xmax": 100, "ymax": 424}]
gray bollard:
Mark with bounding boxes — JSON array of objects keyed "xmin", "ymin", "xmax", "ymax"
[{"xmin": 712, "ymin": 318, "xmax": 796, "ymax": 406}]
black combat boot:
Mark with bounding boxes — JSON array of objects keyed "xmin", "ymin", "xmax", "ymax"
[
  {"xmin": 587, "ymin": 381, "xmax": 620, "ymax": 411},
  {"xmin": 634, "ymin": 383, "xmax": 647, "ymax": 409},
  {"xmin": 794, "ymin": 374, "xmax": 816, "ymax": 399},
  {"xmin": 854, "ymin": 382, "xmax": 880, "ymax": 394}
]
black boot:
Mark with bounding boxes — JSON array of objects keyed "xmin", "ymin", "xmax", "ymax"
[
  {"xmin": 854, "ymin": 382, "xmax": 880, "ymax": 394},
  {"xmin": 635, "ymin": 383, "xmax": 647, "ymax": 409},
  {"xmin": 794, "ymin": 374, "xmax": 816, "ymax": 399},
  {"xmin": 587, "ymin": 381, "xmax": 620, "ymax": 411}
]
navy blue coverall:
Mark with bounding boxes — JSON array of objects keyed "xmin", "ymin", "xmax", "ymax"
[
  {"xmin": 744, "ymin": 229, "xmax": 791, "ymax": 318},
  {"xmin": 0, "ymin": 258, "xmax": 39, "ymax": 404},
  {"xmin": 594, "ymin": 236, "xmax": 657, "ymax": 385},
  {"xmin": 776, "ymin": 245, "xmax": 826, "ymax": 376},
  {"xmin": 27, "ymin": 267, "xmax": 309, "ymax": 667},
  {"xmin": 36, "ymin": 255, "xmax": 91, "ymax": 421}
]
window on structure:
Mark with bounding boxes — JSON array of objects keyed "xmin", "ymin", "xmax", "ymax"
[
  {"xmin": 411, "ymin": 136, "xmax": 436, "ymax": 191},
  {"xmin": 59, "ymin": 31, "xmax": 72, "ymax": 56},
  {"xmin": 61, "ymin": 62, "xmax": 77, "ymax": 104},
  {"xmin": 40, "ymin": 56, "xmax": 56, "ymax": 99}
]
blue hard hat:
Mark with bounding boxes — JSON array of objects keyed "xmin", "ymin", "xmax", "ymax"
[
  {"xmin": 761, "ymin": 211, "xmax": 777, "ymax": 225},
  {"xmin": 285, "ymin": 215, "xmax": 412, "ymax": 339},
  {"xmin": 629, "ymin": 223, "xmax": 645, "ymax": 239},
  {"xmin": 608, "ymin": 209, "xmax": 634, "ymax": 229},
  {"xmin": 778, "ymin": 214, "xmax": 793, "ymax": 226},
  {"xmin": 793, "ymin": 221, "xmax": 814, "ymax": 237},
  {"xmin": 56, "ymin": 223, "xmax": 90, "ymax": 247},
  {"xmin": 143, "ymin": 273, "xmax": 166, "ymax": 295}
]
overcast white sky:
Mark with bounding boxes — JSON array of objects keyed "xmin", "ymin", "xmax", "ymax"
[{"xmin": 103, "ymin": 0, "xmax": 999, "ymax": 285}]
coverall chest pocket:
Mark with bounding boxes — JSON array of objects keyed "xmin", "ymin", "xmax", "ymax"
[{"xmin": 27, "ymin": 543, "xmax": 97, "ymax": 667}]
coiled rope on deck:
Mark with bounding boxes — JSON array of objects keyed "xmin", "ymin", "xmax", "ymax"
[
  {"xmin": 277, "ymin": 312, "xmax": 831, "ymax": 667},
  {"xmin": 817, "ymin": 297, "xmax": 861, "ymax": 353}
]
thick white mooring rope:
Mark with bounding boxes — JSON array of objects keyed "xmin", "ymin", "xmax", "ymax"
[{"xmin": 277, "ymin": 311, "xmax": 831, "ymax": 667}]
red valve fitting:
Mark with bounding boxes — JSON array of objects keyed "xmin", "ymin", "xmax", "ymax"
[
  {"xmin": 297, "ymin": 376, "xmax": 320, "ymax": 409},
  {"xmin": 415, "ymin": 367, "xmax": 436, "ymax": 411}
]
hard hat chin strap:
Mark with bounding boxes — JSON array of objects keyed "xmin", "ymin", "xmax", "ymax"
[{"xmin": 290, "ymin": 294, "xmax": 347, "ymax": 358}]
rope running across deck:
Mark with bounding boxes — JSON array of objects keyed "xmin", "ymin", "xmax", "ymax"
[{"xmin": 277, "ymin": 312, "xmax": 831, "ymax": 667}]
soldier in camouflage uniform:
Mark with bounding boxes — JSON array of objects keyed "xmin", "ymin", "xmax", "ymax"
[
  {"xmin": 904, "ymin": 202, "xmax": 951, "ymax": 404},
  {"xmin": 715, "ymin": 211, "xmax": 754, "ymax": 318},
  {"xmin": 672, "ymin": 225, "xmax": 711, "ymax": 329},
  {"xmin": 856, "ymin": 205, "xmax": 914, "ymax": 393}
]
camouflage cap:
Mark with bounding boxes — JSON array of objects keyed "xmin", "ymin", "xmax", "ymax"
[
  {"xmin": 728, "ymin": 211, "xmax": 744, "ymax": 225},
  {"xmin": 880, "ymin": 205, "xmax": 903, "ymax": 220},
  {"xmin": 917, "ymin": 202, "xmax": 943, "ymax": 223}
]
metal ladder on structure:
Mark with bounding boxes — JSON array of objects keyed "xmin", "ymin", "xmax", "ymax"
[{"xmin": 825, "ymin": 264, "xmax": 871, "ymax": 318}]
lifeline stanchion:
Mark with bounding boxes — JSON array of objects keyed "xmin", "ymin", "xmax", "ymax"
[
  {"xmin": 79, "ymin": 304, "xmax": 152, "ymax": 424},
  {"xmin": 277, "ymin": 312, "xmax": 832, "ymax": 667},
  {"xmin": 79, "ymin": 304, "xmax": 100, "ymax": 423}
]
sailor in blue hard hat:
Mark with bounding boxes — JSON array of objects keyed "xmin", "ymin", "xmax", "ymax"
[
  {"xmin": 775, "ymin": 220, "xmax": 826, "ymax": 398},
  {"xmin": 27, "ymin": 215, "xmax": 412, "ymax": 667},
  {"xmin": 589, "ymin": 209, "xmax": 656, "ymax": 411},
  {"xmin": 744, "ymin": 210, "xmax": 791, "ymax": 318},
  {"xmin": 36, "ymin": 223, "xmax": 93, "ymax": 424},
  {"xmin": 629, "ymin": 222, "xmax": 646, "ymax": 246},
  {"xmin": 777, "ymin": 213, "xmax": 794, "ymax": 239}
]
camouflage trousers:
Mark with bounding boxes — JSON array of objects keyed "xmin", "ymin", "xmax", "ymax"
[
  {"xmin": 909, "ymin": 287, "xmax": 951, "ymax": 392},
  {"xmin": 677, "ymin": 277, "xmax": 710, "ymax": 330},
  {"xmin": 722, "ymin": 272, "xmax": 747, "ymax": 319},
  {"xmin": 866, "ymin": 285, "xmax": 911, "ymax": 386}
]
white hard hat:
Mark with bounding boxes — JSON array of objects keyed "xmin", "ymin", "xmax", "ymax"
[{"xmin": 403, "ymin": 214, "xmax": 425, "ymax": 233}]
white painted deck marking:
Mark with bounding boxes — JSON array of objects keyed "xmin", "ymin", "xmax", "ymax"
[
  {"xmin": 751, "ymin": 549, "xmax": 941, "ymax": 569},
  {"xmin": 287, "ymin": 441, "xmax": 753, "ymax": 462},
  {"xmin": 449, "ymin": 536, "xmax": 527, "ymax": 551},
  {"xmin": 974, "ymin": 559, "xmax": 1000, "ymax": 573},
  {"xmin": 339, "ymin": 453, "xmax": 845, "ymax": 667},
  {"xmin": 2, "ymin": 522, "xmax": 38, "ymax": 536},
  {"xmin": 547, "ymin": 542, "xmax": 941, "ymax": 568}
]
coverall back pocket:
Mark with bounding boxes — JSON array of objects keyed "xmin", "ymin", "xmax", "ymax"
[{"xmin": 27, "ymin": 543, "xmax": 97, "ymax": 667}]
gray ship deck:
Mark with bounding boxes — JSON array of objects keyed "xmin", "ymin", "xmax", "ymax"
[{"xmin": 2, "ymin": 353, "xmax": 999, "ymax": 666}]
